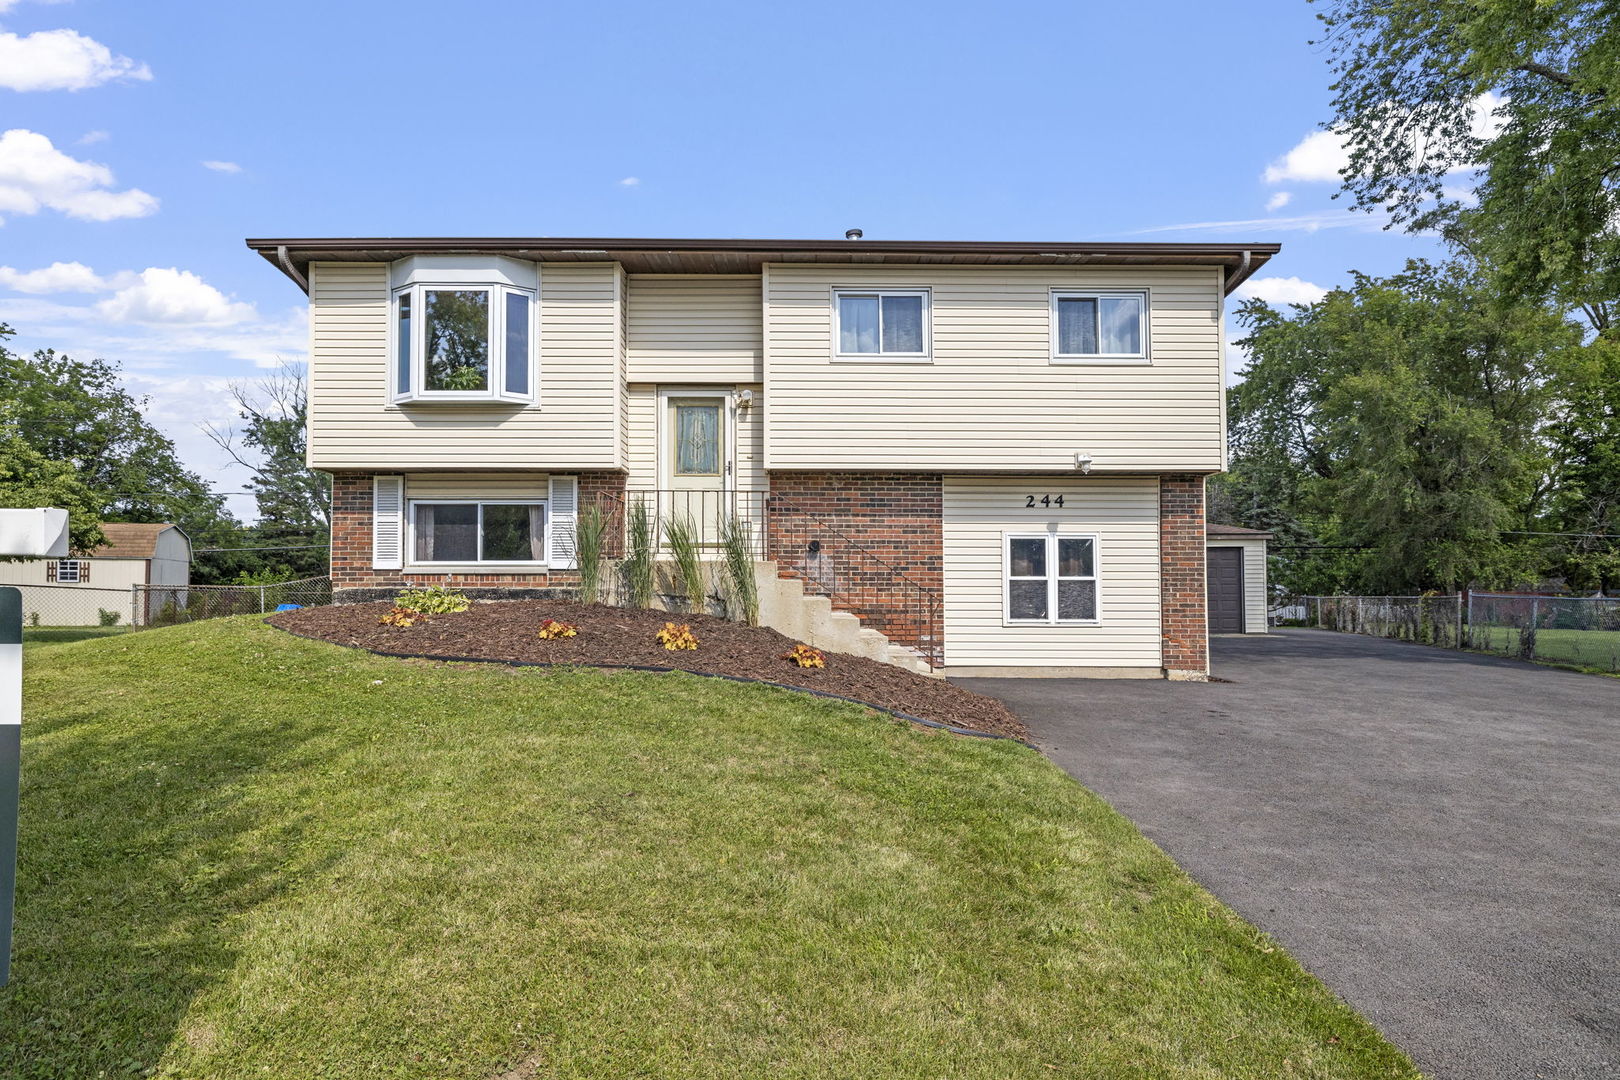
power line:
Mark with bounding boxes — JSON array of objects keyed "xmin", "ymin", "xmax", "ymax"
[{"xmin": 195, "ymin": 543, "xmax": 330, "ymax": 554}]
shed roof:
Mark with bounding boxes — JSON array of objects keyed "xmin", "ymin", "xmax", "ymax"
[
  {"xmin": 245, "ymin": 236, "xmax": 1280, "ymax": 296},
  {"xmin": 1206, "ymin": 523, "xmax": 1273, "ymax": 540},
  {"xmin": 92, "ymin": 523, "xmax": 188, "ymax": 560}
]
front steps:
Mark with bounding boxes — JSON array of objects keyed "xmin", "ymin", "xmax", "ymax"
[{"xmin": 753, "ymin": 561, "xmax": 938, "ymax": 677}]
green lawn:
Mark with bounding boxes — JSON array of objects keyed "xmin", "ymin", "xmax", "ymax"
[
  {"xmin": 1469, "ymin": 625, "xmax": 1620, "ymax": 672},
  {"xmin": 2, "ymin": 618, "xmax": 1418, "ymax": 1079},
  {"xmin": 21, "ymin": 625, "xmax": 132, "ymax": 650}
]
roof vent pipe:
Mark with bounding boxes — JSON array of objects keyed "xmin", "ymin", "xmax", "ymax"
[{"xmin": 844, "ymin": 228, "xmax": 863, "ymax": 240}]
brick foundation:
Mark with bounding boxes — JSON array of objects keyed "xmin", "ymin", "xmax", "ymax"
[
  {"xmin": 765, "ymin": 472, "xmax": 944, "ymax": 655},
  {"xmin": 329, "ymin": 471, "xmax": 626, "ymax": 595},
  {"xmin": 1159, "ymin": 475, "xmax": 1209, "ymax": 678}
]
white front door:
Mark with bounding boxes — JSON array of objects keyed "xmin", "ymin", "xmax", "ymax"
[{"xmin": 660, "ymin": 391, "xmax": 731, "ymax": 547}]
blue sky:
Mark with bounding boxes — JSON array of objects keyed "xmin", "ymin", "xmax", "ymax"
[{"xmin": 1, "ymin": 0, "xmax": 1443, "ymax": 518}]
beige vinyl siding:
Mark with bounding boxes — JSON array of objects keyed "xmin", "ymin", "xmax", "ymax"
[
  {"xmin": 943, "ymin": 476, "xmax": 1161, "ymax": 668},
  {"xmin": 404, "ymin": 473, "xmax": 549, "ymax": 500},
  {"xmin": 764, "ymin": 264, "xmax": 1224, "ymax": 472},
  {"xmin": 1209, "ymin": 538, "xmax": 1268, "ymax": 633},
  {"xmin": 306, "ymin": 262, "xmax": 621, "ymax": 471},
  {"xmin": 626, "ymin": 275, "xmax": 763, "ymax": 383},
  {"xmin": 625, "ymin": 384, "xmax": 765, "ymax": 491}
]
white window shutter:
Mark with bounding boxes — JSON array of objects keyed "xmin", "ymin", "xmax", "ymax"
[
  {"xmin": 548, "ymin": 475, "xmax": 578, "ymax": 569},
  {"xmin": 373, "ymin": 475, "xmax": 405, "ymax": 570}
]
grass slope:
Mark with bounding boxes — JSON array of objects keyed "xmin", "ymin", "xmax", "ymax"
[{"xmin": 2, "ymin": 619, "xmax": 1418, "ymax": 1079}]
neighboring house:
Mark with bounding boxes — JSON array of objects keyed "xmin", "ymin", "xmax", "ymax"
[
  {"xmin": 1205, "ymin": 524, "xmax": 1270, "ymax": 635},
  {"xmin": 248, "ymin": 235, "xmax": 1279, "ymax": 678},
  {"xmin": 0, "ymin": 523, "xmax": 191, "ymax": 626}
]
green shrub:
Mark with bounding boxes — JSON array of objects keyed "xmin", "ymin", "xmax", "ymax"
[
  {"xmin": 622, "ymin": 501, "xmax": 656, "ymax": 609},
  {"xmin": 395, "ymin": 585, "xmax": 471, "ymax": 615},
  {"xmin": 662, "ymin": 514, "xmax": 707, "ymax": 614},
  {"xmin": 97, "ymin": 608, "xmax": 121, "ymax": 627},
  {"xmin": 720, "ymin": 514, "xmax": 758, "ymax": 626},
  {"xmin": 574, "ymin": 502, "xmax": 608, "ymax": 605}
]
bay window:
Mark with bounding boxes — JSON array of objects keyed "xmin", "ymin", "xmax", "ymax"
[
  {"xmin": 1005, "ymin": 533, "xmax": 1099, "ymax": 624},
  {"xmin": 389, "ymin": 256, "xmax": 537, "ymax": 403}
]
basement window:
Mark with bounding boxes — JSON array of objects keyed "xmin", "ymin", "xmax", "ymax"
[
  {"xmin": 1005, "ymin": 533, "xmax": 1099, "ymax": 624},
  {"xmin": 410, "ymin": 501, "xmax": 547, "ymax": 564}
]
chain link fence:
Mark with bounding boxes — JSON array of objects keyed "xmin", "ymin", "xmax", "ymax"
[
  {"xmin": 10, "ymin": 584, "xmax": 140, "ymax": 629},
  {"xmin": 1305, "ymin": 592, "xmax": 1620, "ymax": 673},
  {"xmin": 134, "ymin": 577, "xmax": 333, "ymax": 626}
]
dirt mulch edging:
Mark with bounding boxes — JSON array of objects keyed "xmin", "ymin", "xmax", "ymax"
[{"xmin": 267, "ymin": 599, "xmax": 1029, "ymax": 742}]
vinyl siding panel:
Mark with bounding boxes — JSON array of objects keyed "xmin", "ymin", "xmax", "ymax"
[
  {"xmin": 943, "ymin": 476, "xmax": 1161, "ymax": 668},
  {"xmin": 306, "ymin": 262, "xmax": 621, "ymax": 471},
  {"xmin": 626, "ymin": 275, "xmax": 762, "ymax": 382},
  {"xmin": 764, "ymin": 265, "xmax": 1224, "ymax": 472},
  {"xmin": 1208, "ymin": 538, "xmax": 1268, "ymax": 633}
]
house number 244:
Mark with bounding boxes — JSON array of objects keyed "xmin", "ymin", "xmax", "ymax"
[{"xmin": 1025, "ymin": 494, "xmax": 1065, "ymax": 508}]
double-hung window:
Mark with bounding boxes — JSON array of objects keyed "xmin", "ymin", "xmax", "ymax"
[
  {"xmin": 1051, "ymin": 290, "xmax": 1148, "ymax": 363},
  {"xmin": 834, "ymin": 288, "xmax": 930, "ymax": 360},
  {"xmin": 390, "ymin": 257, "xmax": 537, "ymax": 403},
  {"xmin": 411, "ymin": 501, "xmax": 546, "ymax": 564},
  {"xmin": 1005, "ymin": 534, "xmax": 1099, "ymax": 624}
]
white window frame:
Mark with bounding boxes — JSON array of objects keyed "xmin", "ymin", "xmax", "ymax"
[
  {"xmin": 389, "ymin": 273, "xmax": 538, "ymax": 406},
  {"xmin": 1002, "ymin": 531, "xmax": 1101, "ymax": 626},
  {"xmin": 1049, "ymin": 289, "xmax": 1150, "ymax": 365},
  {"xmin": 54, "ymin": 559, "xmax": 83, "ymax": 583},
  {"xmin": 406, "ymin": 499, "xmax": 549, "ymax": 568},
  {"xmin": 831, "ymin": 287, "xmax": 932, "ymax": 362}
]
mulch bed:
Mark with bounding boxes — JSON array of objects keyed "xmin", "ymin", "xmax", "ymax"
[{"xmin": 267, "ymin": 599, "xmax": 1028, "ymax": 742}]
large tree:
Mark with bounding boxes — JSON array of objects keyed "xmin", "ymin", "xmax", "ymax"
[
  {"xmin": 0, "ymin": 404, "xmax": 106, "ymax": 555},
  {"xmin": 1226, "ymin": 261, "xmax": 1581, "ymax": 592},
  {"xmin": 1319, "ymin": 0, "xmax": 1620, "ymax": 330}
]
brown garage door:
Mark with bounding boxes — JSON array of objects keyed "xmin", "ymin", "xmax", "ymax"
[{"xmin": 1207, "ymin": 547, "xmax": 1244, "ymax": 633}]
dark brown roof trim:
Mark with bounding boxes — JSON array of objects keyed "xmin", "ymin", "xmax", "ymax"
[{"xmin": 245, "ymin": 236, "xmax": 1279, "ymax": 295}]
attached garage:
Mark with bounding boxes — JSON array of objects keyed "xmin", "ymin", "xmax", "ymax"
[
  {"xmin": 942, "ymin": 476, "xmax": 1163, "ymax": 676},
  {"xmin": 1206, "ymin": 524, "xmax": 1270, "ymax": 634}
]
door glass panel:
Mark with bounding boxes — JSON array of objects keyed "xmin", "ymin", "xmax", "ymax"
[{"xmin": 674, "ymin": 402, "xmax": 722, "ymax": 475}]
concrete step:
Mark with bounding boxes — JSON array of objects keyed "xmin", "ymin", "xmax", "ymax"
[
  {"xmin": 855, "ymin": 627, "xmax": 893, "ymax": 661},
  {"xmin": 826, "ymin": 611, "xmax": 864, "ymax": 653}
]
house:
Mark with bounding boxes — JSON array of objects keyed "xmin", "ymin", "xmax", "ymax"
[
  {"xmin": 1205, "ymin": 524, "xmax": 1271, "ymax": 634},
  {"xmin": 0, "ymin": 523, "xmax": 191, "ymax": 626},
  {"xmin": 248, "ymin": 235, "xmax": 1279, "ymax": 679}
]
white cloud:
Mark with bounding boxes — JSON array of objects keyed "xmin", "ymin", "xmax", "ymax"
[
  {"xmin": 201, "ymin": 159, "xmax": 241, "ymax": 174},
  {"xmin": 1235, "ymin": 276, "xmax": 1330, "ymax": 306},
  {"xmin": 0, "ymin": 260, "xmax": 134, "ymax": 293},
  {"xmin": 617, "ymin": 176, "xmax": 640, "ymax": 187},
  {"xmin": 1132, "ymin": 209, "xmax": 1386, "ymax": 236},
  {"xmin": 76, "ymin": 129, "xmax": 108, "ymax": 145},
  {"xmin": 1264, "ymin": 93, "xmax": 1507, "ymax": 186},
  {"xmin": 1265, "ymin": 191, "xmax": 1292, "ymax": 211},
  {"xmin": 95, "ymin": 268, "xmax": 256, "ymax": 325},
  {"xmin": 0, "ymin": 128, "xmax": 158, "ymax": 222},
  {"xmin": 0, "ymin": 27, "xmax": 151, "ymax": 92}
]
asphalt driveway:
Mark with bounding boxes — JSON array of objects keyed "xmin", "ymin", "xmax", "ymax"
[{"xmin": 958, "ymin": 630, "xmax": 1620, "ymax": 1080}]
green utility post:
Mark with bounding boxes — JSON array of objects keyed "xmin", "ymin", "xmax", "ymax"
[{"xmin": 1, "ymin": 586, "xmax": 20, "ymax": 987}]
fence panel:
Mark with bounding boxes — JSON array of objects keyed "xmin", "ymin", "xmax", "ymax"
[
  {"xmin": 1308, "ymin": 592, "xmax": 1620, "ymax": 673},
  {"xmin": 133, "ymin": 577, "xmax": 333, "ymax": 627},
  {"xmin": 10, "ymin": 584, "xmax": 136, "ymax": 629}
]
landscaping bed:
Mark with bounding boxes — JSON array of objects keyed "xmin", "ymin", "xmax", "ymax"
[{"xmin": 269, "ymin": 599, "xmax": 1028, "ymax": 740}]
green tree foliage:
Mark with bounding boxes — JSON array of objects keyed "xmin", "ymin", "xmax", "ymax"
[
  {"xmin": 1224, "ymin": 262, "xmax": 1581, "ymax": 592},
  {"xmin": 206, "ymin": 365, "xmax": 331, "ymax": 581},
  {"xmin": 0, "ymin": 404, "xmax": 106, "ymax": 555},
  {"xmin": 1319, "ymin": 0, "xmax": 1620, "ymax": 329},
  {"xmin": 1544, "ymin": 340, "xmax": 1620, "ymax": 590}
]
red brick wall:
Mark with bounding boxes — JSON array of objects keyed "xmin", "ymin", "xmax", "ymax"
[
  {"xmin": 329, "ymin": 471, "xmax": 625, "ymax": 593},
  {"xmin": 1159, "ymin": 475, "xmax": 1208, "ymax": 677},
  {"xmin": 766, "ymin": 472, "xmax": 943, "ymax": 656}
]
